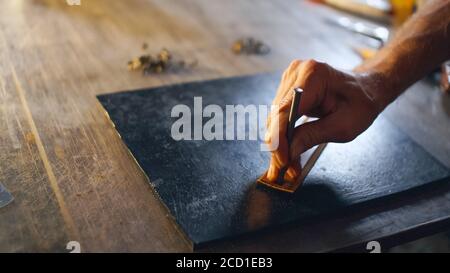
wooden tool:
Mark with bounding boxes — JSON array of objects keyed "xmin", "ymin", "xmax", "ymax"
[
  {"xmin": 313, "ymin": 0, "xmax": 392, "ymax": 22},
  {"xmin": 257, "ymin": 88, "xmax": 327, "ymax": 193}
]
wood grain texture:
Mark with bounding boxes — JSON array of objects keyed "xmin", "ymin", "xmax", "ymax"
[{"xmin": 0, "ymin": 0, "xmax": 448, "ymax": 252}]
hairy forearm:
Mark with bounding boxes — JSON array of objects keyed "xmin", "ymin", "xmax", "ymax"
[{"xmin": 355, "ymin": 0, "xmax": 450, "ymax": 111}]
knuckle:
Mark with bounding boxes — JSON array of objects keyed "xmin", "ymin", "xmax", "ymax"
[
  {"xmin": 302, "ymin": 59, "xmax": 324, "ymax": 73},
  {"xmin": 289, "ymin": 59, "xmax": 302, "ymax": 68},
  {"xmin": 284, "ymin": 60, "xmax": 303, "ymax": 75}
]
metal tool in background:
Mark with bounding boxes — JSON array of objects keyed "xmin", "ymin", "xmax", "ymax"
[
  {"xmin": 326, "ymin": 16, "xmax": 390, "ymax": 46},
  {"xmin": 257, "ymin": 87, "xmax": 304, "ymax": 192},
  {"xmin": 0, "ymin": 182, "xmax": 14, "ymax": 209}
]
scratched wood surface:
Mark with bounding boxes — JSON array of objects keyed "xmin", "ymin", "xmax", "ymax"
[{"xmin": 0, "ymin": 0, "xmax": 449, "ymax": 252}]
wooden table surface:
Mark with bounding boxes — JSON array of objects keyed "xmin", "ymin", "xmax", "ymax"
[{"xmin": 0, "ymin": 0, "xmax": 449, "ymax": 253}]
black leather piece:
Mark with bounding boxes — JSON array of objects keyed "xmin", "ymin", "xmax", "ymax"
[{"xmin": 97, "ymin": 73, "xmax": 450, "ymax": 247}]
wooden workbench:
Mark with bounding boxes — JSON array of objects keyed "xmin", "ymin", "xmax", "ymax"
[{"xmin": 0, "ymin": 0, "xmax": 449, "ymax": 252}]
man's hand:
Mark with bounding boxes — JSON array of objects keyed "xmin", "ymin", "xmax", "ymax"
[
  {"xmin": 264, "ymin": 60, "xmax": 381, "ymax": 182},
  {"xmin": 263, "ymin": 0, "xmax": 449, "ymax": 184}
]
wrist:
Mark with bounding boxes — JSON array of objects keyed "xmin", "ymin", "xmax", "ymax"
[{"xmin": 353, "ymin": 69, "xmax": 398, "ymax": 114}]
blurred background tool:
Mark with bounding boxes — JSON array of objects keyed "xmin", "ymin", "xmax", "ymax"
[
  {"xmin": 312, "ymin": 0, "xmax": 393, "ymax": 21},
  {"xmin": 313, "ymin": 0, "xmax": 417, "ymax": 24},
  {"xmin": 0, "ymin": 183, "xmax": 13, "ymax": 209},
  {"xmin": 326, "ymin": 16, "xmax": 389, "ymax": 45},
  {"xmin": 353, "ymin": 47, "xmax": 378, "ymax": 60}
]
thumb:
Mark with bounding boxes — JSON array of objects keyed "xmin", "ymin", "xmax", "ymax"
[{"xmin": 289, "ymin": 116, "xmax": 336, "ymax": 161}]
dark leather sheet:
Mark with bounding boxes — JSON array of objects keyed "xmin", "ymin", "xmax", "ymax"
[{"xmin": 97, "ymin": 73, "xmax": 450, "ymax": 247}]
